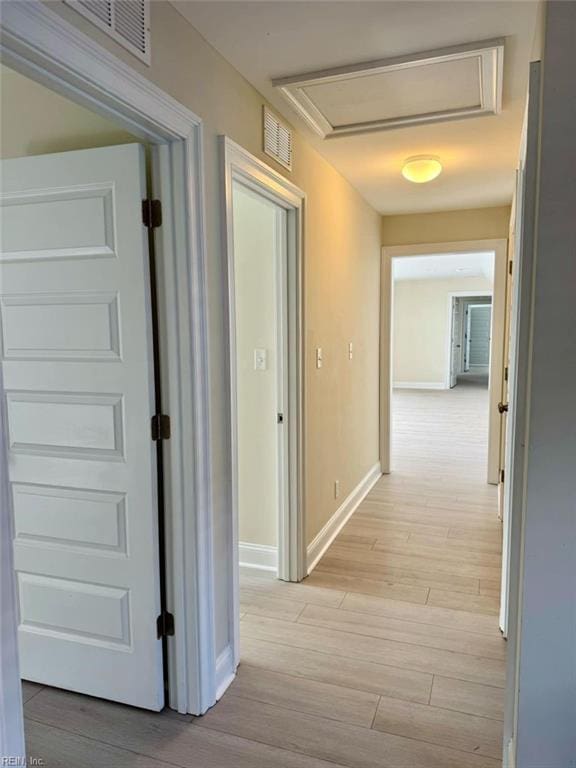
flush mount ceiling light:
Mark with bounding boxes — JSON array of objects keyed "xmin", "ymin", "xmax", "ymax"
[
  {"xmin": 402, "ymin": 155, "xmax": 442, "ymax": 183},
  {"xmin": 273, "ymin": 38, "xmax": 504, "ymax": 139}
]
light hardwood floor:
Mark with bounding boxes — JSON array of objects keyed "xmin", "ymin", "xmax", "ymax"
[{"xmin": 22, "ymin": 383, "xmax": 505, "ymax": 767}]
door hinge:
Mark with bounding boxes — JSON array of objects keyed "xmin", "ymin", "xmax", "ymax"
[
  {"xmin": 151, "ymin": 413, "xmax": 171, "ymax": 441},
  {"xmin": 277, "ymin": 413, "xmax": 284, "ymax": 424},
  {"xmin": 508, "ymin": 260, "xmax": 513, "ymax": 275},
  {"xmin": 500, "ymin": 469, "xmax": 505, "ymax": 484},
  {"xmin": 156, "ymin": 611, "xmax": 175, "ymax": 638},
  {"xmin": 142, "ymin": 199, "xmax": 162, "ymax": 229},
  {"xmin": 504, "ymin": 365, "xmax": 509, "ymax": 382}
]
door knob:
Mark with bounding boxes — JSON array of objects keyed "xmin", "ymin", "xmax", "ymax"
[{"xmin": 498, "ymin": 402, "xmax": 509, "ymax": 414}]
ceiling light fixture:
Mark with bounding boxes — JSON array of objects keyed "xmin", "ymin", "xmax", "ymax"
[{"xmin": 402, "ymin": 155, "xmax": 442, "ymax": 184}]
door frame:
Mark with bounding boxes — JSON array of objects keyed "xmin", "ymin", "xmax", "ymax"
[
  {"xmin": 381, "ymin": 239, "xmax": 507, "ymax": 484},
  {"xmin": 445, "ymin": 291, "xmax": 493, "ymax": 388},
  {"xmin": 221, "ymin": 137, "xmax": 306, "ymax": 672},
  {"xmin": 0, "ymin": 0, "xmax": 215, "ymax": 725}
]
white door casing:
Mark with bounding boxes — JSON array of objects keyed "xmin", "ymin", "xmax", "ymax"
[{"xmin": 0, "ymin": 144, "xmax": 164, "ymax": 710}]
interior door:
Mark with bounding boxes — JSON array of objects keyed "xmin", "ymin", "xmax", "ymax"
[
  {"xmin": 498, "ymin": 223, "xmax": 516, "ymax": 522},
  {"xmin": 0, "ymin": 144, "xmax": 164, "ymax": 709},
  {"xmin": 449, "ymin": 297, "xmax": 461, "ymax": 388},
  {"xmin": 499, "ymin": 63, "xmax": 540, "ymax": 637}
]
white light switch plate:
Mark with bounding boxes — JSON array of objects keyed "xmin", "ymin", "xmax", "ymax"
[
  {"xmin": 316, "ymin": 347, "xmax": 323, "ymax": 369},
  {"xmin": 254, "ymin": 348, "xmax": 267, "ymax": 370}
]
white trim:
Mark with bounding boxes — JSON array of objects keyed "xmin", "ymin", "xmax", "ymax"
[
  {"xmin": 307, "ymin": 462, "xmax": 382, "ymax": 574},
  {"xmin": 239, "ymin": 543, "xmax": 278, "ymax": 572},
  {"xmin": 273, "ymin": 39, "xmax": 504, "ymax": 139},
  {"xmin": 444, "ymin": 290, "xmax": 493, "ymax": 388},
  {"xmin": 0, "ymin": 367, "xmax": 25, "ymax": 761},
  {"xmin": 382, "ymin": 239, "xmax": 507, "ymax": 485},
  {"xmin": 0, "ymin": 0, "xmax": 215, "ymax": 718},
  {"xmin": 221, "ymin": 137, "xmax": 306, "ymax": 682},
  {"xmin": 214, "ymin": 646, "xmax": 236, "ymax": 702},
  {"xmin": 393, "ymin": 381, "xmax": 447, "ymax": 390}
]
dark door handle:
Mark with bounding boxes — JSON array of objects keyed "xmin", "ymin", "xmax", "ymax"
[{"xmin": 498, "ymin": 402, "xmax": 509, "ymax": 414}]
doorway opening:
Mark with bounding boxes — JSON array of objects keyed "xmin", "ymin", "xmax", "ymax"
[
  {"xmin": 389, "ymin": 251, "xmax": 495, "ymax": 482},
  {"xmin": 232, "ymin": 181, "xmax": 289, "ymax": 577},
  {"xmin": 221, "ymin": 137, "xmax": 305, "ymax": 679},
  {"xmin": 448, "ymin": 294, "xmax": 493, "ymax": 390},
  {"xmin": 1, "ymin": 9, "xmax": 215, "ymax": 760},
  {"xmin": 1, "ymin": 62, "xmax": 170, "ymax": 714}
]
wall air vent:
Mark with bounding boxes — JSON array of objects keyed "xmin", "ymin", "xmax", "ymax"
[
  {"xmin": 263, "ymin": 107, "xmax": 293, "ymax": 171},
  {"xmin": 64, "ymin": 1, "xmax": 151, "ymax": 65},
  {"xmin": 273, "ymin": 38, "xmax": 504, "ymax": 139}
]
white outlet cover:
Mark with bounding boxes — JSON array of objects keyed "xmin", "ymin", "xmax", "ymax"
[
  {"xmin": 316, "ymin": 347, "xmax": 323, "ymax": 369},
  {"xmin": 348, "ymin": 342, "xmax": 353, "ymax": 360}
]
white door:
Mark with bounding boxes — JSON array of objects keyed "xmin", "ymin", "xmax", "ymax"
[
  {"xmin": 449, "ymin": 297, "xmax": 462, "ymax": 388},
  {"xmin": 0, "ymin": 144, "xmax": 164, "ymax": 710},
  {"xmin": 499, "ymin": 64, "xmax": 540, "ymax": 636}
]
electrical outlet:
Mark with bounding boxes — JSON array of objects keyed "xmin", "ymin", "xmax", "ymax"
[
  {"xmin": 348, "ymin": 342, "xmax": 353, "ymax": 360},
  {"xmin": 316, "ymin": 347, "xmax": 323, "ymax": 369},
  {"xmin": 334, "ymin": 480, "xmax": 340, "ymax": 499}
]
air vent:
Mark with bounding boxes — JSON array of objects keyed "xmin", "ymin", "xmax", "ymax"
[
  {"xmin": 64, "ymin": 0, "xmax": 151, "ymax": 65},
  {"xmin": 263, "ymin": 107, "xmax": 293, "ymax": 171}
]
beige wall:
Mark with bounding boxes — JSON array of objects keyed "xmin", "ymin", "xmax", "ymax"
[
  {"xmin": 0, "ymin": 65, "xmax": 137, "ymax": 157},
  {"xmin": 382, "ymin": 206, "xmax": 511, "ymax": 246},
  {"xmin": 38, "ymin": 1, "xmax": 382, "ymax": 655},
  {"xmin": 393, "ymin": 277, "xmax": 492, "ymax": 386},
  {"xmin": 233, "ymin": 184, "xmax": 280, "ymax": 549}
]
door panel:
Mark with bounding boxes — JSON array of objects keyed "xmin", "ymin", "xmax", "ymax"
[
  {"xmin": 449, "ymin": 297, "xmax": 462, "ymax": 388},
  {"xmin": 499, "ymin": 63, "xmax": 540, "ymax": 637},
  {"xmin": 0, "ymin": 144, "xmax": 164, "ymax": 710}
]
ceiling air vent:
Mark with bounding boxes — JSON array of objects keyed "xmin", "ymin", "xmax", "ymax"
[
  {"xmin": 263, "ymin": 107, "xmax": 293, "ymax": 171},
  {"xmin": 64, "ymin": 0, "xmax": 151, "ymax": 65}
]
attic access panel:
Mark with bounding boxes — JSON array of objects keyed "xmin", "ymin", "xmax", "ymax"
[{"xmin": 273, "ymin": 39, "xmax": 504, "ymax": 139}]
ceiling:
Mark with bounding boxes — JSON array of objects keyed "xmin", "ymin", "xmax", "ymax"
[
  {"xmin": 392, "ymin": 251, "xmax": 494, "ymax": 282},
  {"xmin": 172, "ymin": 1, "xmax": 541, "ymax": 215}
]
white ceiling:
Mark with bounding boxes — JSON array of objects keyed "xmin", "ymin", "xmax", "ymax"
[
  {"xmin": 393, "ymin": 252, "xmax": 494, "ymax": 282},
  {"xmin": 172, "ymin": 1, "xmax": 542, "ymax": 215}
]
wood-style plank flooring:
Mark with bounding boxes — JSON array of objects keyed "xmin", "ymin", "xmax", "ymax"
[{"xmin": 22, "ymin": 383, "xmax": 505, "ymax": 767}]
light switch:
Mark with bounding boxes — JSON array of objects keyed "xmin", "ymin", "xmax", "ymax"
[
  {"xmin": 348, "ymin": 342, "xmax": 353, "ymax": 360},
  {"xmin": 316, "ymin": 347, "xmax": 323, "ymax": 369},
  {"xmin": 254, "ymin": 348, "xmax": 267, "ymax": 371}
]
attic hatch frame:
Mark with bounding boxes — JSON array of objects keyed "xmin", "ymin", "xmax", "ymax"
[
  {"xmin": 0, "ymin": 0, "xmax": 217, "ymax": 745},
  {"xmin": 273, "ymin": 38, "xmax": 504, "ymax": 139}
]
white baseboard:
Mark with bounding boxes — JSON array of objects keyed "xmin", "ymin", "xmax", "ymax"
[
  {"xmin": 214, "ymin": 645, "xmax": 236, "ymax": 701},
  {"xmin": 307, "ymin": 462, "xmax": 382, "ymax": 574},
  {"xmin": 393, "ymin": 381, "xmax": 447, "ymax": 390},
  {"xmin": 238, "ymin": 542, "xmax": 277, "ymax": 572}
]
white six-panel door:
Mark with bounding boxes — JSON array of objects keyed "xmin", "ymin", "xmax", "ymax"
[{"xmin": 0, "ymin": 144, "xmax": 164, "ymax": 710}]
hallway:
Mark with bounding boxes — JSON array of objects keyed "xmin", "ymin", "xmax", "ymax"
[
  {"xmin": 206, "ymin": 383, "xmax": 505, "ymax": 766},
  {"xmin": 21, "ymin": 385, "xmax": 504, "ymax": 767}
]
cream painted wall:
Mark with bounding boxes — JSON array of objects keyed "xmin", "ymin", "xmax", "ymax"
[
  {"xmin": 393, "ymin": 277, "xmax": 492, "ymax": 386},
  {"xmin": 0, "ymin": 65, "xmax": 137, "ymax": 157},
  {"xmin": 233, "ymin": 183, "xmax": 280, "ymax": 549},
  {"xmin": 382, "ymin": 205, "xmax": 511, "ymax": 246},
  {"xmin": 41, "ymin": 1, "xmax": 382, "ymax": 656}
]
